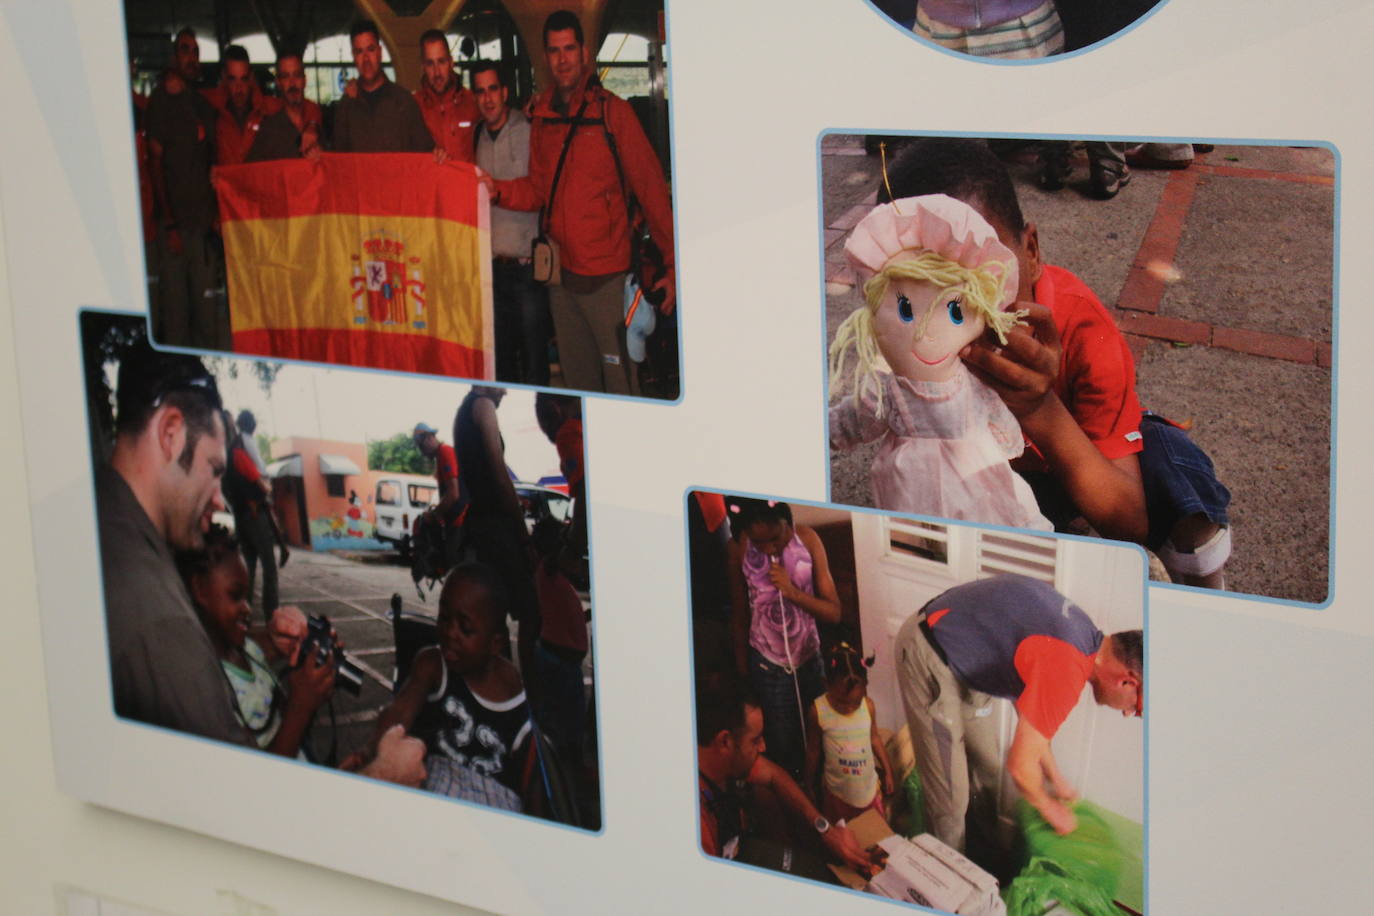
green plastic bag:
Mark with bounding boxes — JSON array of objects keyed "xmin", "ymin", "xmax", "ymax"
[
  {"xmin": 901, "ymin": 766, "xmax": 928, "ymax": 838},
  {"xmin": 1014, "ymin": 799, "xmax": 1127, "ymax": 898},
  {"xmin": 1004, "ymin": 857, "xmax": 1121, "ymax": 916}
]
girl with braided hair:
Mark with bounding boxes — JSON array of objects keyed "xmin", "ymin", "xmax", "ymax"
[
  {"xmin": 804, "ymin": 641, "xmax": 896, "ymax": 823},
  {"xmin": 726, "ymin": 497, "xmax": 842, "ymax": 781}
]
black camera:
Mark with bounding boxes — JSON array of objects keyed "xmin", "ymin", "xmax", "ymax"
[{"xmin": 299, "ymin": 614, "xmax": 364, "ymax": 696}]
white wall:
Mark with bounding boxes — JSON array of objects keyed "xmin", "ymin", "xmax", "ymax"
[
  {"xmin": 791, "ymin": 504, "xmax": 850, "ymax": 529},
  {"xmin": 1052, "ymin": 540, "xmax": 1146, "ymax": 820}
]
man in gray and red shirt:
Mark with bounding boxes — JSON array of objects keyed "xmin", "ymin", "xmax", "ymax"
[{"xmin": 894, "ymin": 574, "xmax": 1142, "ymax": 851}]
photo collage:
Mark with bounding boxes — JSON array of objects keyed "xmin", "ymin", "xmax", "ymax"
[{"xmin": 1, "ymin": 0, "xmax": 1351, "ymax": 914}]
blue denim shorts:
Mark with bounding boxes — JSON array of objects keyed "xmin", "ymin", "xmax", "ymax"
[
  {"xmin": 1020, "ymin": 411, "xmax": 1231, "ymax": 550},
  {"xmin": 1137, "ymin": 412, "xmax": 1231, "ymax": 550}
]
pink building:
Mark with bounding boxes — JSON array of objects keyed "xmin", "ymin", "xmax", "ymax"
[{"xmin": 266, "ymin": 436, "xmax": 391, "ymax": 549}]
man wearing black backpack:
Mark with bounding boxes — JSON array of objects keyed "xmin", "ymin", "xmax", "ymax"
[{"xmin": 491, "ymin": 9, "xmax": 676, "ymax": 396}]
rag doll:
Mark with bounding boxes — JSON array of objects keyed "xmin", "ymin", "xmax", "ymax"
[{"xmin": 829, "ymin": 193, "xmax": 1051, "ymax": 530}]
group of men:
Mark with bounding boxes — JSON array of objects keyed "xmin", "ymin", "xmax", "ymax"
[{"xmin": 138, "ymin": 9, "xmax": 676, "ymax": 396}]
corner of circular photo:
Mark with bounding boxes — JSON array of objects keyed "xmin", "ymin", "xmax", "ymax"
[{"xmin": 863, "ymin": 0, "xmax": 1169, "ymax": 63}]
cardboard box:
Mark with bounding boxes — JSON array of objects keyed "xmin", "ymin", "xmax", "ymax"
[
  {"xmin": 827, "ymin": 808, "xmax": 898, "ymax": 890},
  {"xmin": 912, "ymin": 833, "xmax": 1004, "ymax": 916},
  {"xmin": 866, "ymin": 834, "xmax": 968, "ymax": 909},
  {"xmin": 827, "ymin": 812, "xmax": 1004, "ymax": 916},
  {"xmin": 868, "ymin": 834, "xmax": 1005, "ymax": 915}
]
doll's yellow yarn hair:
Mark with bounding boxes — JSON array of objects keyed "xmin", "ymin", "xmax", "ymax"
[{"xmin": 828, "ymin": 251, "xmax": 1025, "ymax": 415}]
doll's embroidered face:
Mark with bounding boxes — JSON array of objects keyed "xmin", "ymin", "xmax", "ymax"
[{"xmin": 874, "ymin": 277, "xmax": 987, "ymax": 382}]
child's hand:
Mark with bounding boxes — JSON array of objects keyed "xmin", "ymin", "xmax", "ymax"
[
  {"xmin": 287, "ymin": 644, "xmax": 336, "ymax": 712},
  {"xmin": 362, "ymin": 725, "xmax": 427, "ymax": 787},
  {"xmin": 766, "ymin": 561, "xmax": 794, "ymax": 598},
  {"xmin": 960, "ymin": 302, "xmax": 1062, "ymax": 420},
  {"xmin": 268, "ymin": 606, "xmax": 308, "ymax": 663},
  {"xmin": 881, "ymin": 767, "xmax": 896, "ymax": 798},
  {"xmin": 338, "ymin": 750, "xmax": 368, "ymax": 772}
]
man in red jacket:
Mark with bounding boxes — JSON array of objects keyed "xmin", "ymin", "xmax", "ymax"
[
  {"xmin": 214, "ymin": 45, "xmax": 275, "ymax": 167},
  {"xmin": 414, "ymin": 29, "xmax": 479, "ymax": 164},
  {"xmin": 492, "ymin": 9, "xmax": 676, "ymax": 396}
]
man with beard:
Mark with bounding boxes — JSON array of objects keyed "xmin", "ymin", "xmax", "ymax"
[
  {"xmin": 697, "ymin": 681, "xmax": 877, "ymax": 876},
  {"xmin": 97, "ymin": 341, "xmax": 427, "ymax": 786},
  {"xmin": 245, "ymin": 46, "xmax": 323, "ymax": 163},
  {"xmin": 97, "ymin": 342, "xmax": 243, "ymax": 738},
  {"xmin": 414, "ymin": 29, "xmax": 479, "ymax": 164},
  {"xmin": 492, "ymin": 10, "xmax": 676, "ymax": 396}
]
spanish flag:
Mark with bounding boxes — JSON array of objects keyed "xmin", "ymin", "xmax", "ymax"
[{"xmin": 215, "ymin": 153, "xmax": 493, "ymax": 378}]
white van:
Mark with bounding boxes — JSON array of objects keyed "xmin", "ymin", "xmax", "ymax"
[{"xmin": 372, "ymin": 474, "xmax": 438, "ymax": 558}]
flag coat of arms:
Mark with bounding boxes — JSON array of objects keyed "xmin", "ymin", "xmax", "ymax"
[{"xmin": 215, "ymin": 153, "xmax": 494, "ymax": 378}]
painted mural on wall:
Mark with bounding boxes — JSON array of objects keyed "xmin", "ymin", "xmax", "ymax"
[{"xmin": 310, "ymin": 493, "xmax": 390, "ymax": 552}]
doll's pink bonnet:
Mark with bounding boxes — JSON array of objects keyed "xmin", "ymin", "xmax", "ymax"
[{"xmin": 844, "ymin": 194, "xmax": 1018, "ymax": 311}]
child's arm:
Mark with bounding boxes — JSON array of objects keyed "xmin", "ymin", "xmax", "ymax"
[
  {"xmin": 829, "ymin": 393, "xmax": 888, "ymax": 451},
  {"xmin": 264, "ymin": 643, "xmax": 335, "ymax": 758},
  {"xmin": 962, "ymin": 304, "xmax": 1147, "ymax": 543},
  {"xmin": 368, "ymin": 646, "xmax": 442, "ymax": 758},
  {"xmin": 868, "ymin": 697, "xmax": 896, "ymax": 797},
  {"xmin": 774, "ymin": 526, "xmax": 842, "ymax": 625},
  {"xmin": 256, "ymin": 606, "xmax": 308, "ymax": 665},
  {"xmin": 804, "ymin": 701, "xmax": 822, "ymax": 803}
]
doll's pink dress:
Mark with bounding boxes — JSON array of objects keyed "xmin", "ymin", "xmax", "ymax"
[{"xmin": 830, "ymin": 364, "xmax": 1051, "ymax": 530}]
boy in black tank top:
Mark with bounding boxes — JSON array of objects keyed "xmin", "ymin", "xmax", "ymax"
[{"xmin": 371, "ymin": 563, "xmax": 533, "ymax": 802}]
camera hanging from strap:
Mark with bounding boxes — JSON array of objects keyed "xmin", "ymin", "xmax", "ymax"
[{"xmin": 530, "ymin": 95, "xmax": 591, "ymax": 286}]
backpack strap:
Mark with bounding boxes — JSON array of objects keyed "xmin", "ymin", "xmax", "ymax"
[{"xmin": 540, "ymin": 95, "xmax": 591, "ymax": 236}]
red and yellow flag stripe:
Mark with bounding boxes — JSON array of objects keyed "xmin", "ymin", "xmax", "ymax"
[{"xmin": 215, "ymin": 153, "xmax": 493, "ymax": 378}]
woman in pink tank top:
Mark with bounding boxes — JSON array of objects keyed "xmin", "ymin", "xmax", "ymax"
[{"xmin": 726, "ymin": 498, "xmax": 842, "ymax": 779}]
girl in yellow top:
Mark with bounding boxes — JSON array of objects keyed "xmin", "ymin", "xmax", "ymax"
[{"xmin": 805, "ymin": 643, "xmax": 897, "ymax": 823}]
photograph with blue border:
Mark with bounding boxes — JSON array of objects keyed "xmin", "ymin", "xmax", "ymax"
[
  {"xmin": 124, "ymin": 0, "xmax": 681, "ymax": 402},
  {"xmin": 687, "ymin": 488, "xmax": 1147, "ymax": 914},
  {"xmin": 820, "ymin": 132, "xmax": 1336, "ymax": 606},
  {"xmin": 863, "ymin": 0, "xmax": 1170, "ymax": 64},
  {"xmin": 81, "ymin": 309, "xmax": 602, "ymax": 831}
]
